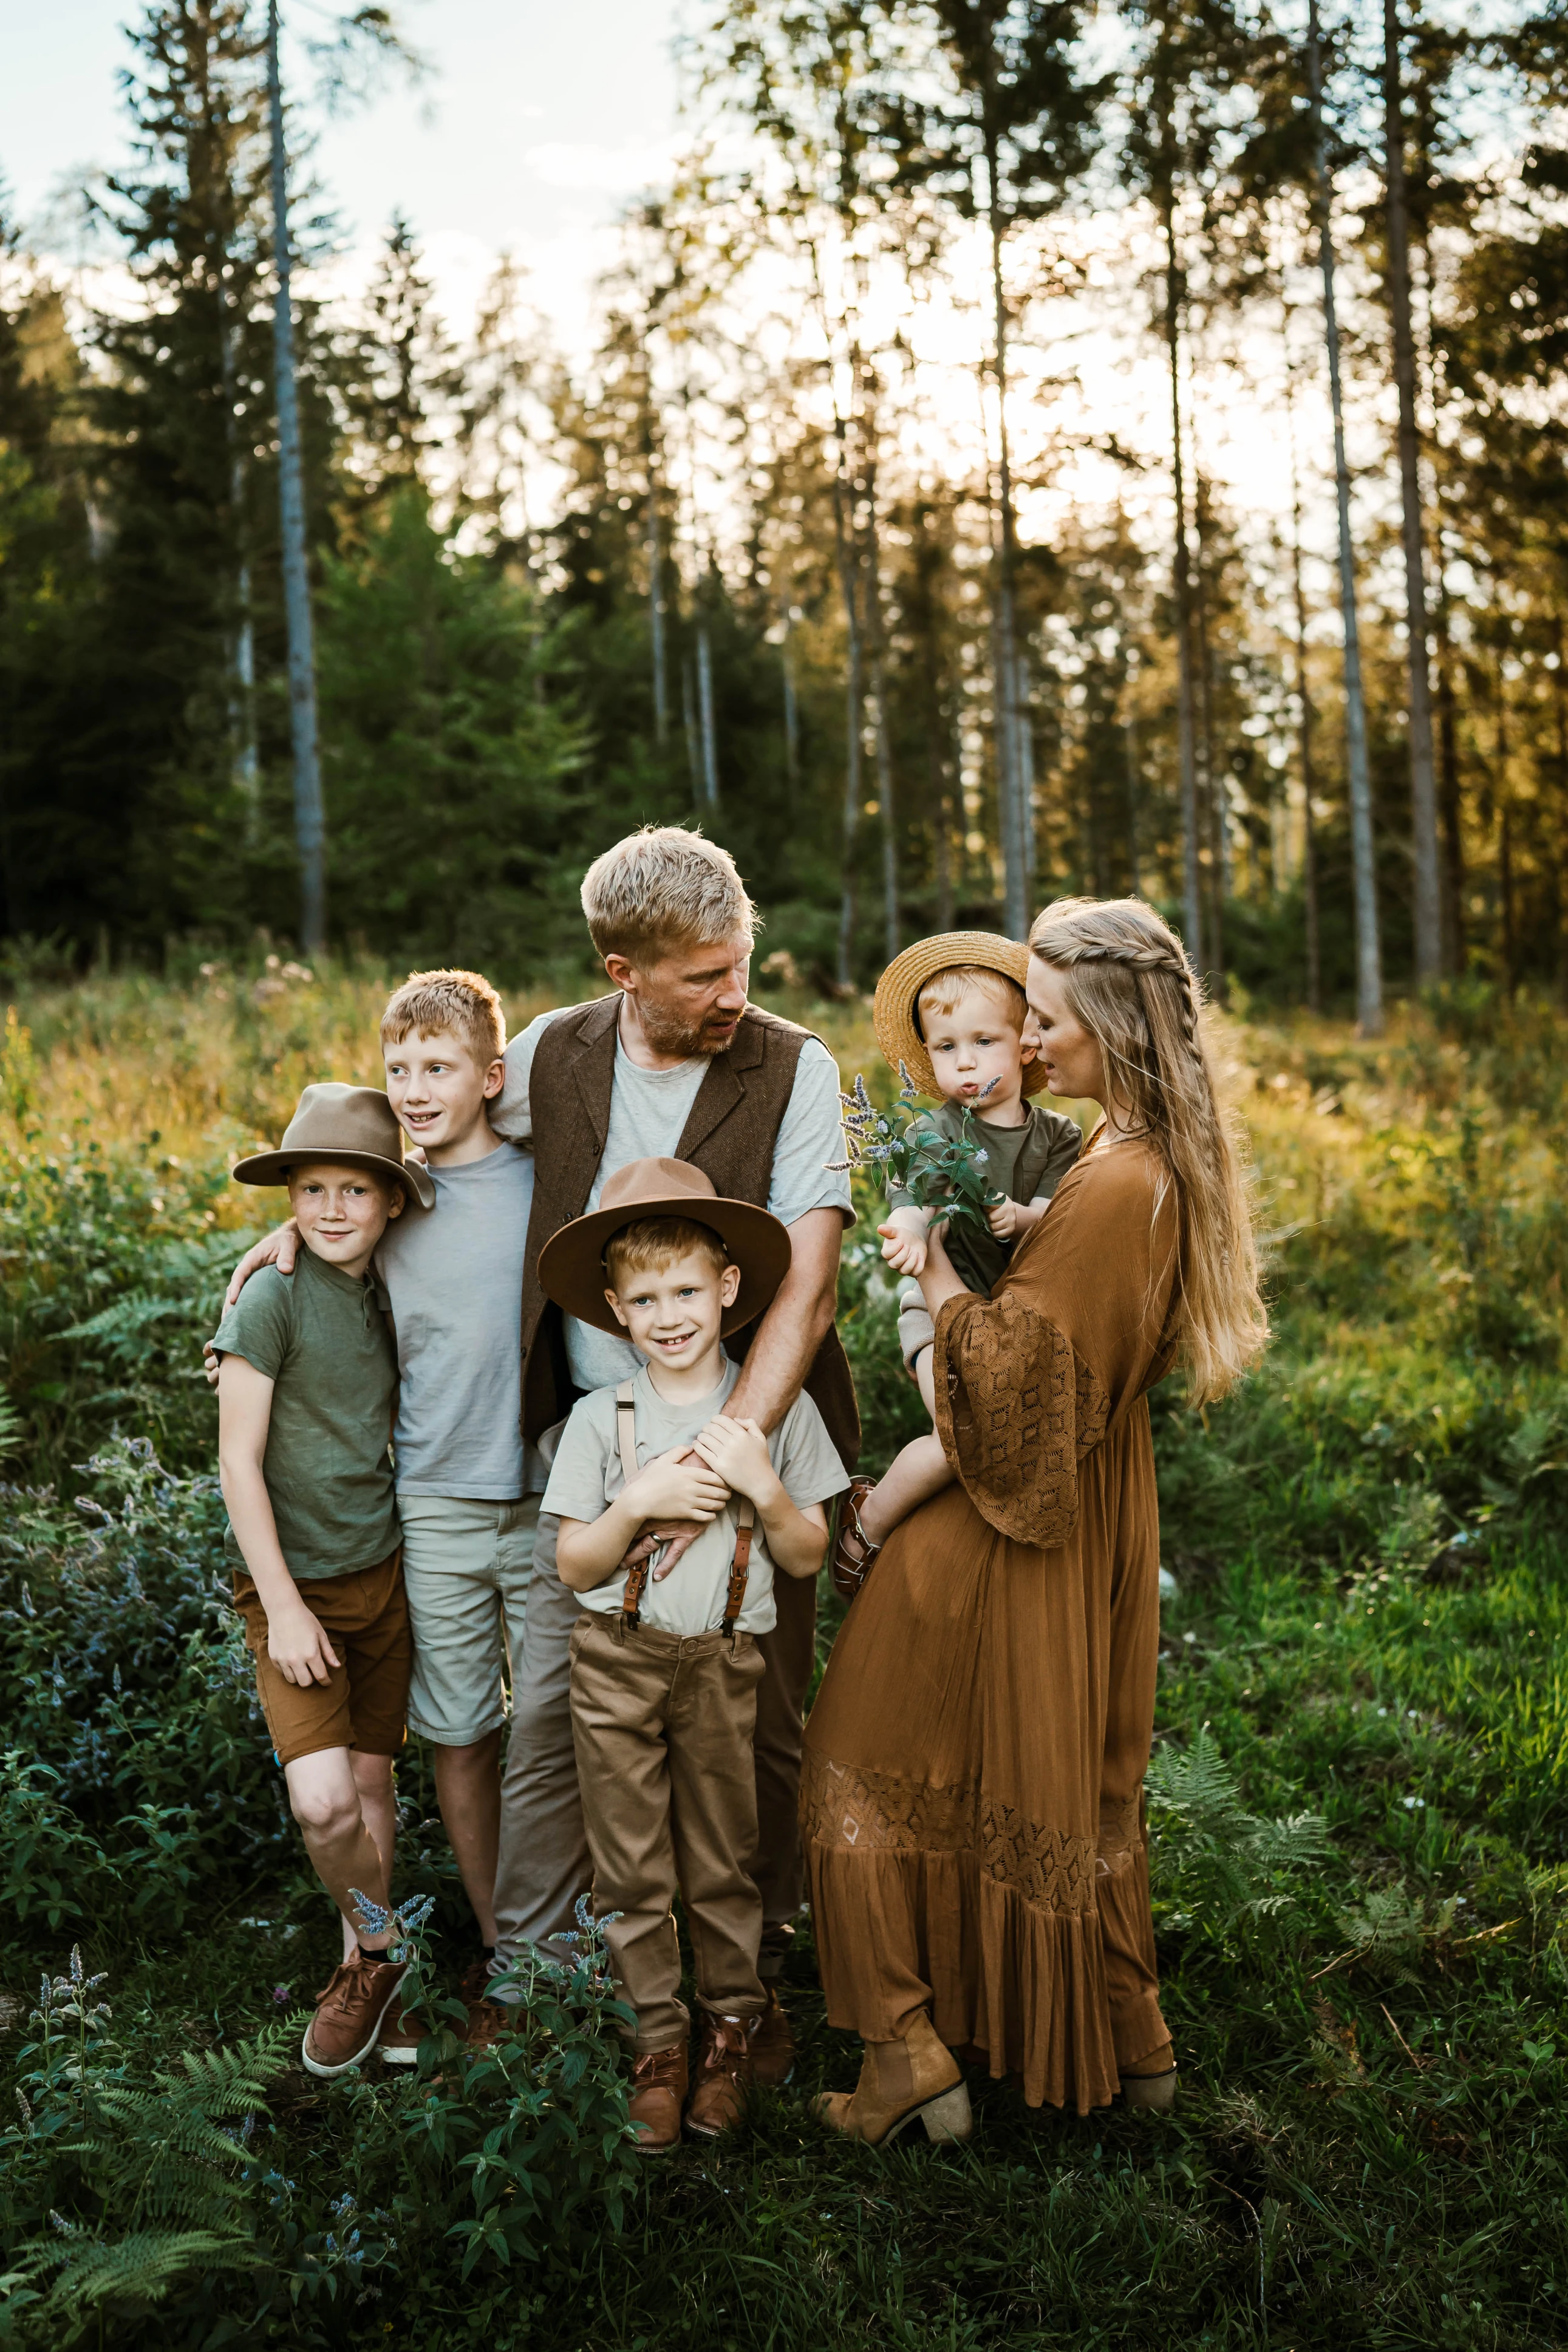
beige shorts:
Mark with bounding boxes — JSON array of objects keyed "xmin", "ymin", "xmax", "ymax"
[{"xmin": 398, "ymin": 1494, "xmax": 540, "ymax": 1747}]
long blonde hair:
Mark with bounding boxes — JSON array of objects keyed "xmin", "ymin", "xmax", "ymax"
[{"xmin": 1028, "ymin": 895, "xmax": 1267, "ymax": 1403}]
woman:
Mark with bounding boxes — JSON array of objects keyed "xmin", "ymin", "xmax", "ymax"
[{"xmin": 802, "ymin": 896, "xmax": 1267, "ymax": 2141}]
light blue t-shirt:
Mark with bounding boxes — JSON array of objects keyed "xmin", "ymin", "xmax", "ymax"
[
  {"xmin": 490, "ymin": 1007, "xmax": 854, "ymax": 1395},
  {"xmin": 375, "ymin": 1140, "xmax": 543, "ymax": 1499}
]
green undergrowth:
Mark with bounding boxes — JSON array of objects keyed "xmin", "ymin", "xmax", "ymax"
[{"xmin": 2, "ymin": 977, "xmax": 1567, "ymax": 2345}]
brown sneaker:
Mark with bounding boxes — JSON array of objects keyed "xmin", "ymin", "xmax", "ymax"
[
  {"xmin": 686, "ymin": 2013, "xmax": 755, "ymax": 2138},
  {"xmin": 749, "ymin": 1985, "xmax": 795, "ymax": 2088},
  {"xmin": 302, "ymin": 1955, "xmax": 407, "ymax": 2078},
  {"xmin": 628, "ymin": 2042, "xmax": 688, "ymax": 2155},
  {"xmin": 452, "ymin": 1958, "xmax": 513, "ymax": 2049}
]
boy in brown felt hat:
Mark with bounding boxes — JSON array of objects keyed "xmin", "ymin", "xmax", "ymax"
[
  {"xmin": 211, "ymin": 1083, "xmax": 434, "ymax": 2079},
  {"xmin": 537, "ymin": 1157, "xmax": 847, "ymax": 2152},
  {"xmin": 831, "ymin": 935, "xmax": 1082, "ymax": 1595}
]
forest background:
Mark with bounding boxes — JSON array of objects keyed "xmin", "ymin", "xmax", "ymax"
[{"xmin": 4, "ymin": 0, "xmax": 1568, "ymax": 1014}]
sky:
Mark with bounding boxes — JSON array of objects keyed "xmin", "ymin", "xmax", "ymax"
[{"xmin": 1, "ymin": 0, "xmax": 683, "ymax": 350}]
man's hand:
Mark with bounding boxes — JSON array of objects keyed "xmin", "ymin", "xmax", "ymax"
[
  {"xmin": 204, "ymin": 1222, "xmax": 299, "ymax": 1387},
  {"xmin": 690, "ymin": 1414, "xmax": 780, "ymax": 1506},
  {"xmin": 267, "ymin": 1598, "xmax": 342, "ymax": 1688},
  {"xmin": 624, "ymin": 1519, "xmax": 706, "ymax": 1583}
]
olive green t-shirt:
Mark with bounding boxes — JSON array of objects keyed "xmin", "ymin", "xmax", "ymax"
[
  {"xmin": 212, "ymin": 1247, "xmax": 398, "ymax": 1583},
  {"xmin": 887, "ymin": 1096, "xmax": 1083, "ymax": 1297}
]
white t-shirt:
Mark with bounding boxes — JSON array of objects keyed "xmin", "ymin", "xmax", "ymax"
[
  {"xmin": 490, "ymin": 1003, "xmax": 854, "ymax": 1395},
  {"xmin": 540, "ymin": 1354, "xmax": 847, "ymax": 1637}
]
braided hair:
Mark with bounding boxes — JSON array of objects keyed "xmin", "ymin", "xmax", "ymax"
[{"xmin": 1028, "ymin": 895, "xmax": 1267, "ymax": 1403}]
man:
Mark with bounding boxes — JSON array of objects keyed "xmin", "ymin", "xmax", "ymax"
[{"xmin": 491, "ymin": 825, "xmax": 857, "ymax": 2081}]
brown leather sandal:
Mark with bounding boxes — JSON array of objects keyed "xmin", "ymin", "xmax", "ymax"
[{"xmin": 831, "ymin": 1476, "xmax": 882, "ymax": 1603}]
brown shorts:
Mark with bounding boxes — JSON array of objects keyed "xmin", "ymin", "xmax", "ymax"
[{"xmin": 232, "ymin": 1550, "xmax": 412, "ymax": 1767}]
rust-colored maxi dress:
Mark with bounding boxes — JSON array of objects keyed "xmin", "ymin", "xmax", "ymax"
[{"xmin": 801, "ymin": 1134, "xmax": 1179, "ymax": 2114}]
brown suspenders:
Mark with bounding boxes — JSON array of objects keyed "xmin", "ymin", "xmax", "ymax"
[{"xmin": 613, "ymin": 1379, "xmax": 755, "ymax": 1637}]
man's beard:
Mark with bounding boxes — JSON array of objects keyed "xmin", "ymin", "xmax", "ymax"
[{"xmin": 638, "ymin": 997, "xmax": 741, "ymax": 1059}]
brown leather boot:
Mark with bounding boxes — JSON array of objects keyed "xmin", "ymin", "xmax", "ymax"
[
  {"xmin": 749, "ymin": 1985, "xmax": 795, "ymax": 2088},
  {"xmin": 685, "ymin": 2013, "xmax": 755, "ymax": 2138},
  {"xmin": 813, "ymin": 2010, "xmax": 972, "ymax": 2147},
  {"xmin": 627, "ymin": 2042, "xmax": 688, "ymax": 2155}
]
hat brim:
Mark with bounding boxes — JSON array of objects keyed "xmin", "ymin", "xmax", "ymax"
[
  {"xmin": 538, "ymin": 1191, "xmax": 793, "ymax": 1338},
  {"xmin": 231, "ymin": 1147, "xmax": 436, "ymax": 1212},
  {"xmin": 871, "ymin": 930, "xmax": 1049, "ymax": 1100}
]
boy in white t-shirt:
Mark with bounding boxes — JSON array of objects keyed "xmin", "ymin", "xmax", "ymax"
[{"xmin": 538, "ymin": 1157, "xmax": 845, "ymax": 2154}]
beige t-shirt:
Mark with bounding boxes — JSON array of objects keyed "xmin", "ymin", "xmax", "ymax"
[{"xmin": 542, "ymin": 1354, "xmax": 847, "ymax": 1636}]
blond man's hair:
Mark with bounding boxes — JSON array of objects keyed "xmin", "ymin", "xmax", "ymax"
[
  {"xmin": 581, "ymin": 827, "xmax": 757, "ymax": 966},
  {"xmin": 916, "ymin": 964, "xmax": 1028, "ymax": 1034},
  {"xmin": 604, "ymin": 1215, "xmax": 730, "ymax": 1291},
  {"xmin": 1028, "ymin": 896, "xmax": 1267, "ymax": 1405},
  {"xmin": 380, "ymin": 969, "xmax": 506, "ymax": 1067}
]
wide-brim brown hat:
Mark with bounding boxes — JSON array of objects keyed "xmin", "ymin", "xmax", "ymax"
[
  {"xmin": 538, "ymin": 1156, "xmax": 792, "ymax": 1338},
  {"xmin": 231, "ymin": 1082, "xmax": 436, "ymax": 1210},
  {"xmin": 873, "ymin": 930, "xmax": 1047, "ymax": 1100}
]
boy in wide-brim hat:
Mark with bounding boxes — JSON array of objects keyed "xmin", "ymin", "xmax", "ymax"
[
  {"xmin": 537, "ymin": 1157, "xmax": 847, "ymax": 2153},
  {"xmin": 213, "ymin": 1083, "xmax": 432, "ymax": 2079}
]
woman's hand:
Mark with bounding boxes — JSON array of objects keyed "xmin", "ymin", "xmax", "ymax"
[
  {"xmin": 690, "ymin": 1414, "xmax": 782, "ymax": 1508},
  {"xmin": 627, "ymin": 1445, "xmax": 731, "ymax": 1526},
  {"xmin": 267, "ymin": 1598, "xmax": 342, "ymax": 1687}
]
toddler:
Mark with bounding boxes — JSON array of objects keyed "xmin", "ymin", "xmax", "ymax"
[{"xmin": 833, "ymin": 935, "xmax": 1082, "ymax": 1590}]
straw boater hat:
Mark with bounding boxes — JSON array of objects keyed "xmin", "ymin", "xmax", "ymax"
[
  {"xmin": 231, "ymin": 1082, "xmax": 436, "ymax": 1210},
  {"xmin": 538, "ymin": 1157, "xmax": 792, "ymax": 1338},
  {"xmin": 872, "ymin": 930, "xmax": 1047, "ymax": 1101}
]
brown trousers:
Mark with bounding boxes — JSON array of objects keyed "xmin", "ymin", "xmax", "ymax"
[
  {"xmin": 569, "ymin": 1614, "xmax": 767, "ymax": 2053},
  {"xmin": 493, "ymin": 1516, "xmax": 816, "ymax": 1972}
]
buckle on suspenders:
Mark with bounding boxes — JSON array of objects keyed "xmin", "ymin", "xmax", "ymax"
[{"xmin": 615, "ymin": 1379, "xmax": 756, "ymax": 1638}]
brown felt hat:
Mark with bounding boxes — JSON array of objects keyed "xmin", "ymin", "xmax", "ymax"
[
  {"xmin": 537, "ymin": 1156, "xmax": 792, "ymax": 1338},
  {"xmin": 872, "ymin": 930, "xmax": 1047, "ymax": 1101},
  {"xmin": 231, "ymin": 1082, "xmax": 436, "ymax": 1210}
]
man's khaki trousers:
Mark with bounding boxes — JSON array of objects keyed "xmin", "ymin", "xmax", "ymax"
[
  {"xmin": 568, "ymin": 1614, "xmax": 766, "ymax": 2051},
  {"xmin": 491, "ymin": 1512, "xmax": 816, "ymax": 1973}
]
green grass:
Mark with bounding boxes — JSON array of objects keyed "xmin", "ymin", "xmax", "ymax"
[{"xmin": 2, "ymin": 963, "xmax": 1567, "ymax": 2347}]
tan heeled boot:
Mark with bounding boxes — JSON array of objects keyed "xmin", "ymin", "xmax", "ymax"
[{"xmin": 813, "ymin": 2011, "xmax": 972, "ymax": 2147}]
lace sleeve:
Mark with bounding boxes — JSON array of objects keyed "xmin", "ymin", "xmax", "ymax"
[{"xmin": 931, "ymin": 1289, "xmax": 1110, "ymax": 1547}]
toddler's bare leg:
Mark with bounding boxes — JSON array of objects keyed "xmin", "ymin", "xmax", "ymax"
[
  {"xmin": 857, "ymin": 1432, "xmax": 954, "ymax": 1548},
  {"xmin": 913, "ymin": 1344, "xmax": 936, "ymax": 1419}
]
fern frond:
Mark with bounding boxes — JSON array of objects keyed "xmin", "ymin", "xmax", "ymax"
[{"xmin": 30, "ymin": 2226, "xmax": 265, "ymax": 2319}]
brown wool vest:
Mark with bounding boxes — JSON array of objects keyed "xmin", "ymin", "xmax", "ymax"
[{"xmin": 519, "ymin": 995, "xmax": 861, "ymax": 1469}]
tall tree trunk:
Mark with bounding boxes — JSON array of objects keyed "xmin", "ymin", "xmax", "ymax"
[
  {"xmin": 934, "ymin": 763, "xmax": 956, "ymax": 929},
  {"xmin": 863, "ymin": 476, "xmax": 899, "ymax": 961},
  {"xmin": 682, "ymin": 654, "xmax": 701, "ymax": 799},
  {"xmin": 217, "ymin": 294, "xmax": 259, "ymax": 828},
  {"xmin": 1309, "ymin": 0, "xmax": 1382, "ymax": 1034},
  {"xmin": 984, "ymin": 121, "xmax": 1030, "ymax": 937},
  {"xmin": 645, "ymin": 458, "xmax": 667, "ymax": 744},
  {"xmin": 1161, "ymin": 185, "xmax": 1203, "ymax": 970},
  {"xmin": 780, "ymin": 609, "xmax": 799, "ymax": 799},
  {"xmin": 1124, "ymin": 644, "xmax": 1142, "ymax": 898},
  {"xmin": 828, "ymin": 418, "xmax": 863, "ymax": 990},
  {"xmin": 1286, "ymin": 341, "xmax": 1323, "ymax": 1015},
  {"xmin": 1383, "ymin": 0, "xmax": 1442, "ymax": 981},
  {"xmin": 266, "ymin": 0, "xmax": 325, "ymax": 955},
  {"xmin": 1496, "ymin": 656, "xmax": 1515, "ymax": 995},
  {"xmin": 1193, "ymin": 482, "xmax": 1226, "ymax": 988},
  {"xmin": 696, "ymin": 616, "xmax": 719, "ymax": 805}
]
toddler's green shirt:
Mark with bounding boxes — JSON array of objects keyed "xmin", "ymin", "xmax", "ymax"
[
  {"xmin": 212, "ymin": 1247, "xmax": 398, "ymax": 1582},
  {"xmin": 887, "ymin": 1096, "xmax": 1083, "ymax": 1296}
]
